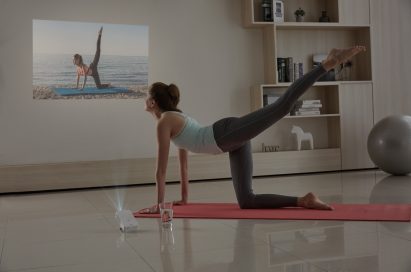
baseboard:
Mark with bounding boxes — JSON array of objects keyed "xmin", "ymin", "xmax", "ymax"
[{"xmin": 0, "ymin": 150, "xmax": 342, "ymax": 193}]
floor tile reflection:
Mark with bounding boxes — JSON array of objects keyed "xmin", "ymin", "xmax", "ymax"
[{"xmin": 1, "ymin": 170, "xmax": 411, "ymax": 271}]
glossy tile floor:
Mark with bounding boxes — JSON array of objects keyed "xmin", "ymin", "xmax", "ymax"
[{"xmin": 0, "ymin": 170, "xmax": 411, "ymax": 271}]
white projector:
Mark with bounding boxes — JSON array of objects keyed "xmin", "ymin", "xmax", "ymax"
[{"xmin": 115, "ymin": 210, "xmax": 139, "ymax": 232}]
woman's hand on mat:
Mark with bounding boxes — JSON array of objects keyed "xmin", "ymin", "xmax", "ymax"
[
  {"xmin": 139, "ymin": 204, "xmax": 159, "ymax": 214},
  {"xmin": 173, "ymin": 199, "xmax": 187, "ymax": 205}
]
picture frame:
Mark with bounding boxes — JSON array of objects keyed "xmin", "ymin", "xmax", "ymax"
[{"xmin": 274, "ymin": 1, "xmax": 284, "ymax": 23}]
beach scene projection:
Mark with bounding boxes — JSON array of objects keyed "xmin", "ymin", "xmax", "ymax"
[{"xmin": 33, "ymin": 20, "xmax": 148, "ymax": 99}]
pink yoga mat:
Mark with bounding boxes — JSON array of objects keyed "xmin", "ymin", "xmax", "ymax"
[{"xmin": 134, "ymin": 203, "xmax": 411, "ymax": 222}]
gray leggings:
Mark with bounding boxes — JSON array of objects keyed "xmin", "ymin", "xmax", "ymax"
[
  {"xmin": 89, "ymin": 33, "xmax": 103, "ymax": 88},
  {"xmin": 212, "ymin": 66, "xmax": 327, "ymax": 209}
]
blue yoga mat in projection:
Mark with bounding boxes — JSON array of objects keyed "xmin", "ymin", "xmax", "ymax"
[{"xmin": 53, "ymin": 87, "xmax": 131, "ymax": 96}]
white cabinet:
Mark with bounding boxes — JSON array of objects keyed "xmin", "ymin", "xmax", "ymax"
[
  {"xmin": 340, "ymin": 82, "xmax": 374, "ymax": 169},
  {"xmin": 339, "ymin": 0, "xmax": 370, "ymax": 25}
]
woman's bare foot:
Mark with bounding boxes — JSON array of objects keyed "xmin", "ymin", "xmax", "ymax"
[
  {"xmin": 297, "ymin": 192, "xmax": 334, "ymax": 210},
  {"xmin": 322, "ymin": 46, "xmax": 366, "ymax": 71}
]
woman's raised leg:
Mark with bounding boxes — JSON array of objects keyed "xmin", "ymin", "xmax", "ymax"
[
  {"xmin": 90, "ymin": 27, "xmax": 102, "ymax": 68},
  {"xmin": 214, "ymin": 46, "xmax": 365, "ymax": 152}
]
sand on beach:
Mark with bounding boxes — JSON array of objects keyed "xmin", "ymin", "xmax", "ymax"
[{"xmin": 33, "ymin": 85, "xmax": 148, "ymax": 100}]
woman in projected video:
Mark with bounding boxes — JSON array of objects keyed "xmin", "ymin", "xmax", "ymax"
[{"xmin": 73, "ymin": 27, "xmax": 111, "ymax": 90}]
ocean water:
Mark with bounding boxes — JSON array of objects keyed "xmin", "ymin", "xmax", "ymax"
[{"xmin": 33, "ymin": 54, "xmax": 148, "ymax": 87}]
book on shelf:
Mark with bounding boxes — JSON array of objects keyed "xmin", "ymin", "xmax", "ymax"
[
  {"xmin": 293, "ymin": 63, "xmax": 299, "ymax": 82},
  {"xmin": 298, "ymin": 99, "xmax": 322, "ymax": 105},
  {"xmin": 291, "ymin": 99, "xmax": 322, "ymax": 115},
  {"xmin": 297, "ymin": 107, "xmax": 320, "ymax": 112},
  {"xmin": 277, "ymin": 58, "xmax": 286, "ymax": 83},
  {"xmin": 300, "ymin": 104, "xmax": 322, "ymax": 108},
  {"xmin": 277, "ymin": 58, "xmax": 304, "ymax": 83},
  {"xmin": 286, "ymin": 57, "xmax": 293, "ymax": 82}
]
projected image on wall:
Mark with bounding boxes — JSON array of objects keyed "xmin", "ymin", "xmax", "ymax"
[{"xmin": 33, "ymin": 19, "xmax": 148, "ymax": 99}]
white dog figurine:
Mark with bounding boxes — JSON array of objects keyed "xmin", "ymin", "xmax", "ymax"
[{"xmin": 291, "ymin": 126, "xmax": 314, "ymax": 151}]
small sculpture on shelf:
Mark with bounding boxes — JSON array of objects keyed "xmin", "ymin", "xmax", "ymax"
[
  {"xmin": 319, "ymin": 11, "xmax": 330, "ymax": 22},
  {"xmin": 291, "ymin": 126, "xmax": 314, "ymax": 151},
  {"xmin": 294, "ymin": 7, "xmax": 305, "ymax": 22}
]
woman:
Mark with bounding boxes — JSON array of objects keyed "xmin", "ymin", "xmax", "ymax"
[
  {"xmin": 141, "ymin": 46, "xmax": 366, "ymax": 214},
  {"xmin": 73, "ymin": 27, "xmax": 111, "ymax": 90}
]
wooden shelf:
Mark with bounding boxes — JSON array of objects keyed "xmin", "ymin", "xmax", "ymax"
[
  {"xmin": 262, "ymin": 82, "xmax": 339, "ymax": 88},
  {"xmin": 338, "ymin": 80, "xmax": 373, "ymax": 85},
  {"xmin": 252, "ymin": 148, "xmax": 341, "ymax": 175},
  {"xmin": 284, "ymin": 114, "xmax": 340, "ymax": 119},
  {"xmin": 252, "ymin": 84, "xmax": 340, "ymax": 114},
  {"xmin": 244, "ymin": 21, "xmax": 274, "ymax": 28},
  {"xmin": 262, "ymin": 81, "xmax": 372, "ymax": 88},
  {"xmin": 275, "ymin": 28, "xmax": 372, "ymax": 83},
  {"xmin": 242, "ymin": 22, "xmax": 370, "ymax": 29},
  {"xmin": 275, "ymin": 22, "xmax": 370, "ymax": 30}
]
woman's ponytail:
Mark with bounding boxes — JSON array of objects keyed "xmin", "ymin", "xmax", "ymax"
[{"xmin": 149, "ymin": 82, "xmax": 182, "ymax": 112}]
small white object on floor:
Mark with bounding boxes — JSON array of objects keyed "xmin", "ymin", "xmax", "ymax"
[
  {"xmin": 115, "ymin": 209, "xmax": 139, "ymax": 232},
  {"xmin": 291, "ymin": 125, "xmax": 314, "ymax": 150}
]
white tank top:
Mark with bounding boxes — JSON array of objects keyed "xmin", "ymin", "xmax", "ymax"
[{"xmin": 169, "ymin": 112, "xmax": 223, "ymax": 154}]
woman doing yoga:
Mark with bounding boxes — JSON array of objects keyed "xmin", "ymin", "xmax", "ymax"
[
  {"xmin": 140, "ymin": 46, "xmax": 366, "ymax": 214},
  {"xmin": 73, "ymin": 27, "xmax": 111, "ymax": 90}
]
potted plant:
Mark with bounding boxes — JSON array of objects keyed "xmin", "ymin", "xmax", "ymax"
[{"xmin": 294, "ymin": 7, "xmax": 305, "ymax": 22}]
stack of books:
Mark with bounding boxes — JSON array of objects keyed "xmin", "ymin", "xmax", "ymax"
[
  {"xmin": 277, "ymin": 57, "xmax": 304, "ymax": 83},
  {"xmin": 292, "ymin": 100, "xmax": 322, "ymax": 116}
]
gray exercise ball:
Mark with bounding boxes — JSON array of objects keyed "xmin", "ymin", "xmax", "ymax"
[{"xmin": 367, "ymin": 115, "xmax": 411, "ymax": 175}]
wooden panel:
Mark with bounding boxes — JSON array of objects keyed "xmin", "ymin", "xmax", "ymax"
[
  {"xmin": 339, "ymin": 82, "xmax": 374, "ymax": 169},
  {"xmin": 250, "ymin": 85, "xmax": 263, "ymax": 110},
  {"xmin": 242, "ymin": 0, "xmax": 254, "ymax": 27},
  {"xmin": 253, "ymin": 148, "xmax": 341, "ymax": 175},
  {"xmin": 328, "ymin": 117, "xmax": 341, "ymax": 148},
  {"xmin": 0, "ymin": 154, "xmax": 230, "ymax": 193},
  {"xmin": 339, "ymin": 0, "xmax": 370, "ymax": 25},
  {"xmin": 326, "ymin": 0, "xmax": 340, "ymax": 23},
  {"xmin": 371, "ymin": 0, "xmax": 411, "ymax": 122},
  {"xmin": 354, "ymin": 28, "xmax": 372, "ymax": 81},
  {"xmin": 263, "ymin": 26, "xmax": 276, "ymax": 83},
  {"xmin": 253, "ymin": 0, "xmax": 263, "ymax": 22},
  {"xmin": 0, "ymin": 149, "xmax": 341, "ymax": 193}
]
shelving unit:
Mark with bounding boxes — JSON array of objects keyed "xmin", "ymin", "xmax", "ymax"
[{"xmin": 243, "ymin": 0, "xmax": 374, "ymax": 173}]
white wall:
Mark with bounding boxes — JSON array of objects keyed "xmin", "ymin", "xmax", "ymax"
[
  {"xmin": 371, "ymin": 0, "xmax": 411, "ymax": 122},
  {"xmin": 0, "ymin": 0, "xmax": 264, "ymax": 165}
]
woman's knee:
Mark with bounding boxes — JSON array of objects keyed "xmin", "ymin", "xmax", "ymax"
[{"xmin": 237, "ymin": 193, "xmax": 256, "ymax": 209}]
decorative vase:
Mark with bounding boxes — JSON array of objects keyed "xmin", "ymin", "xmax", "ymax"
[{"xmin": 296, "ymin": 15, "xmax": 304, "ymax": 22}]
